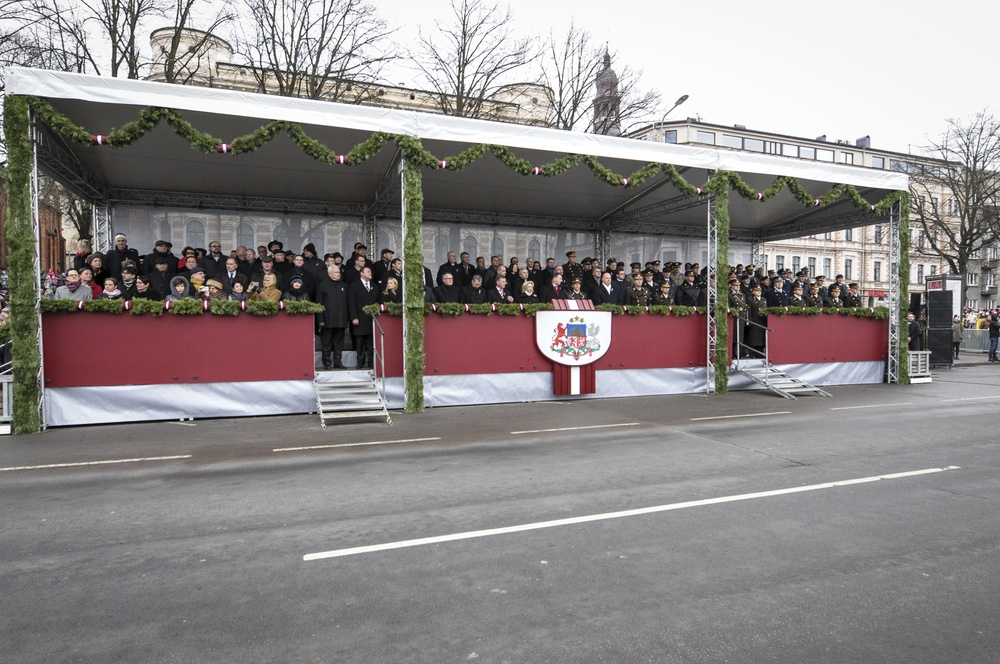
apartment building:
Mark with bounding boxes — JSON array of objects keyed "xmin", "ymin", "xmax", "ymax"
[{"xmin": 630, "ymin": 120, "xmax": 992, "ymax": 309}]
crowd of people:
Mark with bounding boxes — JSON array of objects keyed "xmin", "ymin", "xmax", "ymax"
[{"xmin": 48, "ymin": 235, "xmax": 883, "ymax": 366}]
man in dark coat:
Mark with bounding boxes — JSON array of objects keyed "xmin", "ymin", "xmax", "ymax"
[
  {"xmin": 487, "ymin": 276, "xmax": 515, "ymax": 304},
  {"xmin": 674, "ymin": 271, "xmax": 700, "ymax": 306},
  {"xmin": 592, "ymin": 272, "xmax": 622, "ymax": 305},
  {"xmin": 373, "ymin": 248, "xmax": 395, "ymax": 286},
  {"xmin": 106, "ymin": 233, "xmax": 140, "ymax": 280},
  {"xmin": 201, "ymin": 240, "xmax": 227, "ymax": 280},
  {"xmin": 316, "ymin": 265, "xmax": 350, "ymax": 369},
  {"xmin": 348, "ymin": 266, "xmax": 379, "ymax": 369},
  {"xmin": 433, "ymin": 272, "xmax": 462, "ymax": 303},
  {"xmin": 142, "ymin": 240, "xmax": 176, "ymax": 276},
  {"xmin": 461, "ymin": 274, "xmax": 487, "ymax": 304},
  {"xmin": 540, "ymin": 274, "xmax": 567, "ymax": 302},
  {"xmin": 765, "ymin": 277, "xmax": 790, "ymax": 307},
  {"xmin": 437, "ymin": 251, "xmax": 462, "ymax": 287}
]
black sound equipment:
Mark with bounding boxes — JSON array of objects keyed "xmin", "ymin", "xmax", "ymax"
[
  {"xmin": 910, "ymin": 293, "xmax": 922, "ymax": 316},
  {"xmin": 926, "ymin": 290, "xmax": 953, "ymax": 328}
]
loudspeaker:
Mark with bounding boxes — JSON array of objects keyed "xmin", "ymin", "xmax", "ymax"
[
  {"xmin": 927, "ymin": 327, "xmax": 953, "ymax": 366},
  {"xmin": 910, "ymin": 293, "xmax": 922, "ymax": 316},
  {"xmin": 926, "ymin": 290, "xmax": 953, "ymax": 328}
]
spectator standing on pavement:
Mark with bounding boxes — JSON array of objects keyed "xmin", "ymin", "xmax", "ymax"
[
  {"xmin": 989, "ymin": 315, "xmax": 1000, "ymax": 362},
  {"xmin": 953, "ymin": 315, "xmax": 964, "ymax": 359}
]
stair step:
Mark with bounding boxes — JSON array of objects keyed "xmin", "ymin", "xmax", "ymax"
[{"xmin": 321, "ymin": 410, "xmax": 386, "ymax": 420}]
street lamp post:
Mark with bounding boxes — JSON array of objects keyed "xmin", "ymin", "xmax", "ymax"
[{"xmin": 657, "ymin": 94, "xmax": 689, "ymax": 141}]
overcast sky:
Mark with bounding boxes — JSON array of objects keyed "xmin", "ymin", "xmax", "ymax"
[{"xmin": 379, "ymin": 0, "xmax": 996, "ymax": 156}]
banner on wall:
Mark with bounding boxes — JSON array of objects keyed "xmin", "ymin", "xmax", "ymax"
[{"xmin": 535, "ymin": 306, "xmax": 612, "ymax": 395}]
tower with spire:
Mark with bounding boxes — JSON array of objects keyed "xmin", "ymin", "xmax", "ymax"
[{"xmin": 593, "ymin": 49, "xmax": 621, "ymax": 136}]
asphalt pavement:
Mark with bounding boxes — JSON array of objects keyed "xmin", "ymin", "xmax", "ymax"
[{"xmin": 2, "ymin": 363, "xmax": 999, "ymax": 663}]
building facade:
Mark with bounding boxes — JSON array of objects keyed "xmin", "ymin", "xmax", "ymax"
[{"xmin": 631, "ymin": 120, "xmax": 991, "ymax": 310}]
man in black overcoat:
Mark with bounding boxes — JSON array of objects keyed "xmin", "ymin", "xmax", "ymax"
[
  {"xmin": 348, "ymin": 266, "xmax": 379, "ymax": 369},
  {"xmin": 316, "ymin": 265, "xmax": 350, "ymax": 369}
]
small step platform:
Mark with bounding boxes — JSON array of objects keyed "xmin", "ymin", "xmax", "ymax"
[{"xmin": 314, "ymin": 370, "xmax": 391, "ymax": 428}]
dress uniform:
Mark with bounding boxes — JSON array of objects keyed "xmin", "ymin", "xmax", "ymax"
[{"xmin": 562, "ymin": 251, "xmax": 586, "ymax": 286}]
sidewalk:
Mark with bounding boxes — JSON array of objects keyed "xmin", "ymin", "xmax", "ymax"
[{"xmin": 947, "ymin": 351, "xmax": 993, "ymax": 368}]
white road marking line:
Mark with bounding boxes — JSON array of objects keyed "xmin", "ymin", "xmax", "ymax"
[
  {"xmin": 942, "ymin": 395, "xmax": 1000, "ymax": 402},
  {"xmin": 169, "ymin": 421, "xmax": 197, "ymax": 426},
  {"xmin": 829, "ymin": 402, "xmax": 914, "ymax": 410},
  {"xmin": 273, "ymin": 437, "xmax": 441, "ymax": 452},
  {"xmin": 0, "ymin": 455, "xmax": 192, "ymax": 472},
  {"xmin": 689, "ymin": 411, "xmax": 791, "ymax": 421},
  {"xmin": 303, "ymin": 466, "xmax": 961, "ymax": 561},
  {"xmin": 510, "ymin": 423, "xmax": 640, "ymax": 435}
]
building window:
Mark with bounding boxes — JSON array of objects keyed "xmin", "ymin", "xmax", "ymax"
[
  {"xmin": 930, "ymin": 265, "xmax": 937, "ymax": 276},
  {"xmin": 722, "ymin": 134, "xmax": 742, "ymax": 149},
  {"xmin": 989, "ymin": 272, "xmax": 996, "ymax": 287},
  {"xmin": 235, "ymin": 221, "xmax": 255, "ymax": 250},
  {"xmin": 664, "ymin": 130, "xmax": 677, "ymax": 144},
  {"xmin": 917, "ymin": 231, "xmax": 925, "ymax": 249},
  {"xmin": 841, "ymin": 152, "xmax": 854, "ymax": 165},
  {"xmin": 696, "ymin": 131, "xmax": 715, "ymax": 145},
  {"xmin": 968, "ymin": 272, "xmax": 978, "ymax": 286},
  {"xmin": 490, "ymin": 236, "xmax": 504, "ymax": 259},
  {"xmin": 800, "ymin": 146, "xmax": 816, "ymax": 159},
  {"xmin": 808, "ymin": 257, "xmax": 816, "ymax": 274},
  {"xmin": 988, "ymin": 299, "xmax": 996, "ymax": 309},
  {"xmin": 871, "ymin": 156, "xmax": 884, "ymax": 169},
  {"xmin": 845, "ymin": 259, "xmax": 853, "ymax": 280},
  {"xmin": 947, "ymin": 198, "xmax": 960, "ymax": 216},
  {"xmin": 874, "ymin": 261, "xmax": 882, "ymax": 282},
  {"xmin": 782, "ymin": 144, "xmax": 799, "ymax": 157},
  {"xmin": 775, "ymin": 255, "xmax": 784, "ymax": 271},
  {"xmin": 823, "ymin": 258, "xmax": 832, "ymax": 276},
  {"xmin": 185, "ymin": 219, "xmax": 205, "ymax": 249},
  {"xmin": 463, "ymin": 235, "xmax": 478, "ymax": 260},
  {"xmin": 816, "ymin": 148, "xmax": 835, "ymax": 162},
  {"xmin": 792, "ymin": 256, "xmax": 801, "ymax": 273},
  {"xmin": 845, "ymin": 228, "xmax": 853, "ymax": 241},
  {"xmin": 874, "ymin": 225, "xmax": 883, "ymax": 244},
  {"xmin": 765, "ymin": 141, "xmax": 780, "ymax": 154},
  {"xmin": 744, "ymin": 138, "xmax": 764, "ymax": 152},
  {"xmin": 824, "ymin": 232, "xmax": 832, "ymax": 240},
  {"xmin": 917, "ymin": 264, "xmax": 924, "ymax": 281},
  {"xmin": 527, "ymin": 239, "xmax": 541, "ymax": 262},
  {"xmin": 931, "ymin": 197, "xmax": 939, "ymax": 213}
]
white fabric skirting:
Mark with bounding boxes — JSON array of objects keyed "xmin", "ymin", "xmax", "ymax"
[
  {"xmin": 45, "ymin": 380, "xmax": 315, "ymax": 427},
  {"xmin": 381, "ymin": 361, "xmax": 885, "ymax": 409}
]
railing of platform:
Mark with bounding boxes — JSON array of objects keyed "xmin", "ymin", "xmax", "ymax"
[
  {"xmin": 0, "ymin": 357, "xmax": 12, "ymax": 427},
  {"xmin": 372, "ymin": 316, "xmax": 387, "ymax": 403},
  {"xmin": 733, "ymin": 317, "xmax": 772, "ymax": 381}
]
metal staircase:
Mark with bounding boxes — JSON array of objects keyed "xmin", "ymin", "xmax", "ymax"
[
  {"xmin": 732, "ymin": 318, "xmax": 832, "ymax": 400},
  {"xmin": 314, "ymin": 372, "xmax": 391, "ymax": 428},
  {"xmin": 733, "ymin": 359, "xmax": 832, "ymax": 399}
]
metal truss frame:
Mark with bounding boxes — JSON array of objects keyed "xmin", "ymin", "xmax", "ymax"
[
  {"xmin": 706, "ymin": 196, "xmax": 718, "ymax": 394},
  {"xmin": 93, "ymin": 205, "xmax": 111, "ymax": 252},
  {"xmin": 887, "ymin": 201, "xmax": 902, "ymax": 384},
  {"xmin": 750, "ymin": 239, "xmax": 764, "ymax": 270},
  {"xmin": 758, "ymin": 199, "xmax": 881, "ymax": 243},
  {"xmin": 29, "ymin": 112, "xmax": 47, "ymax": 429},
  {"xmin": 34, "ymin": 124, "xmax": 107, "ymax": 203},
  {"xmin": 105, "ymin": 188, "xmax": 365, "ymax": 218}
]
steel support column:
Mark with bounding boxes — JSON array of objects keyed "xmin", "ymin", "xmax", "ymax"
[
  {"xmin": 29, "ymin": 112, "xmax": 46, "ymax": 429},
  {"xmin": 595, "ymin": 228, "xmax": 611, "ymax": 268},
  {"xmin": 750, "ymin": 239, "xmax": 764, "ymax": 271},
  {"xmin": 93, "ymin": 204, "xmax": 111, "ymax": 252},
  {"xmin": 887, "ymin": 201, "xmax": 901, "ymax": 384},
  {"xmin": 706, "ymin": 196, "xmax": 718, "ymax": 394}
]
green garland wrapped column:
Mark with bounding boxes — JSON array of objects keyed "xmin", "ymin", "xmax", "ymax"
[
  {"xmin": 401, "ymin": 159, "xmax": 426, "ymax": 412},
  {"xmin": 3, "ymin": 96, "xmax": 42, "ymax": 434}
]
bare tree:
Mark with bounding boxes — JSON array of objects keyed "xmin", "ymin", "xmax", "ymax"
[
  {"xmin": 910, "ymin": 111, "xmax": 1000, "ymax": 297},
  {"xmin": 537, "ymin": 22, "xmax": 601, "ymax": 131},
  {"xmin": 412, "ymin": 0, "xmax": 534, "ymax": 120},
  {"xmin": 232, "ymin": 0, "xmax": 396, "ymax": 101},
  {"xmin": 538, "ymin": 25, "xmax": 661, "ymax": 134},
  {"xmin": 154, "ymin": 1, "xmax": 234, "ymax": 85}
]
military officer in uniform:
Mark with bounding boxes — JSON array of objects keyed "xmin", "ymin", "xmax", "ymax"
[
  {"xmin": 842, "ymin": 282, "xmax": 863, "ymax": 307},
  {"xmin": 674, "ymin": 270, "xmax": 700, "ymax": 306},
  {"xmin": 803, "ymin": 283, "xmax": 823, "ymax": 308},
  {"xmin": 728, "ymin": 278, "xmax": 748, "ymax": 356},
  {"xmin": 624, "ymin": 274, "xmax": 652, "ymax": 307},
  {"xmin": 562, "ymin": 251, "xmax": 586, "ymax": 286},
  {"xmin": 788, "ymin": 284, "xmax": 807, "ymax": 308},
  {"xmin": 652, "ymin": 280, "xmax": 673, "ymax": 305},
  {"xmin": 824, "ymin": 285, "xmax": 844, "ymax": 308}
]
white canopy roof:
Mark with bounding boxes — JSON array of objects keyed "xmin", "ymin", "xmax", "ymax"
[{"xmin": 7, "ymin": 68, "xmax": 907, "ymax": 240}]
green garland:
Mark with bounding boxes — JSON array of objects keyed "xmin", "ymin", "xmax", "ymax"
[
  {"xmin": 402, "ymin": 159, "xmax": 425, "ymax": 413},
  {"xmin": 4, "ymin": 96, "xmax": 41, "ymax": 434},
  {"xmin": 7, "ymin": 96, "xmax": 911, "ymax": 430}
]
